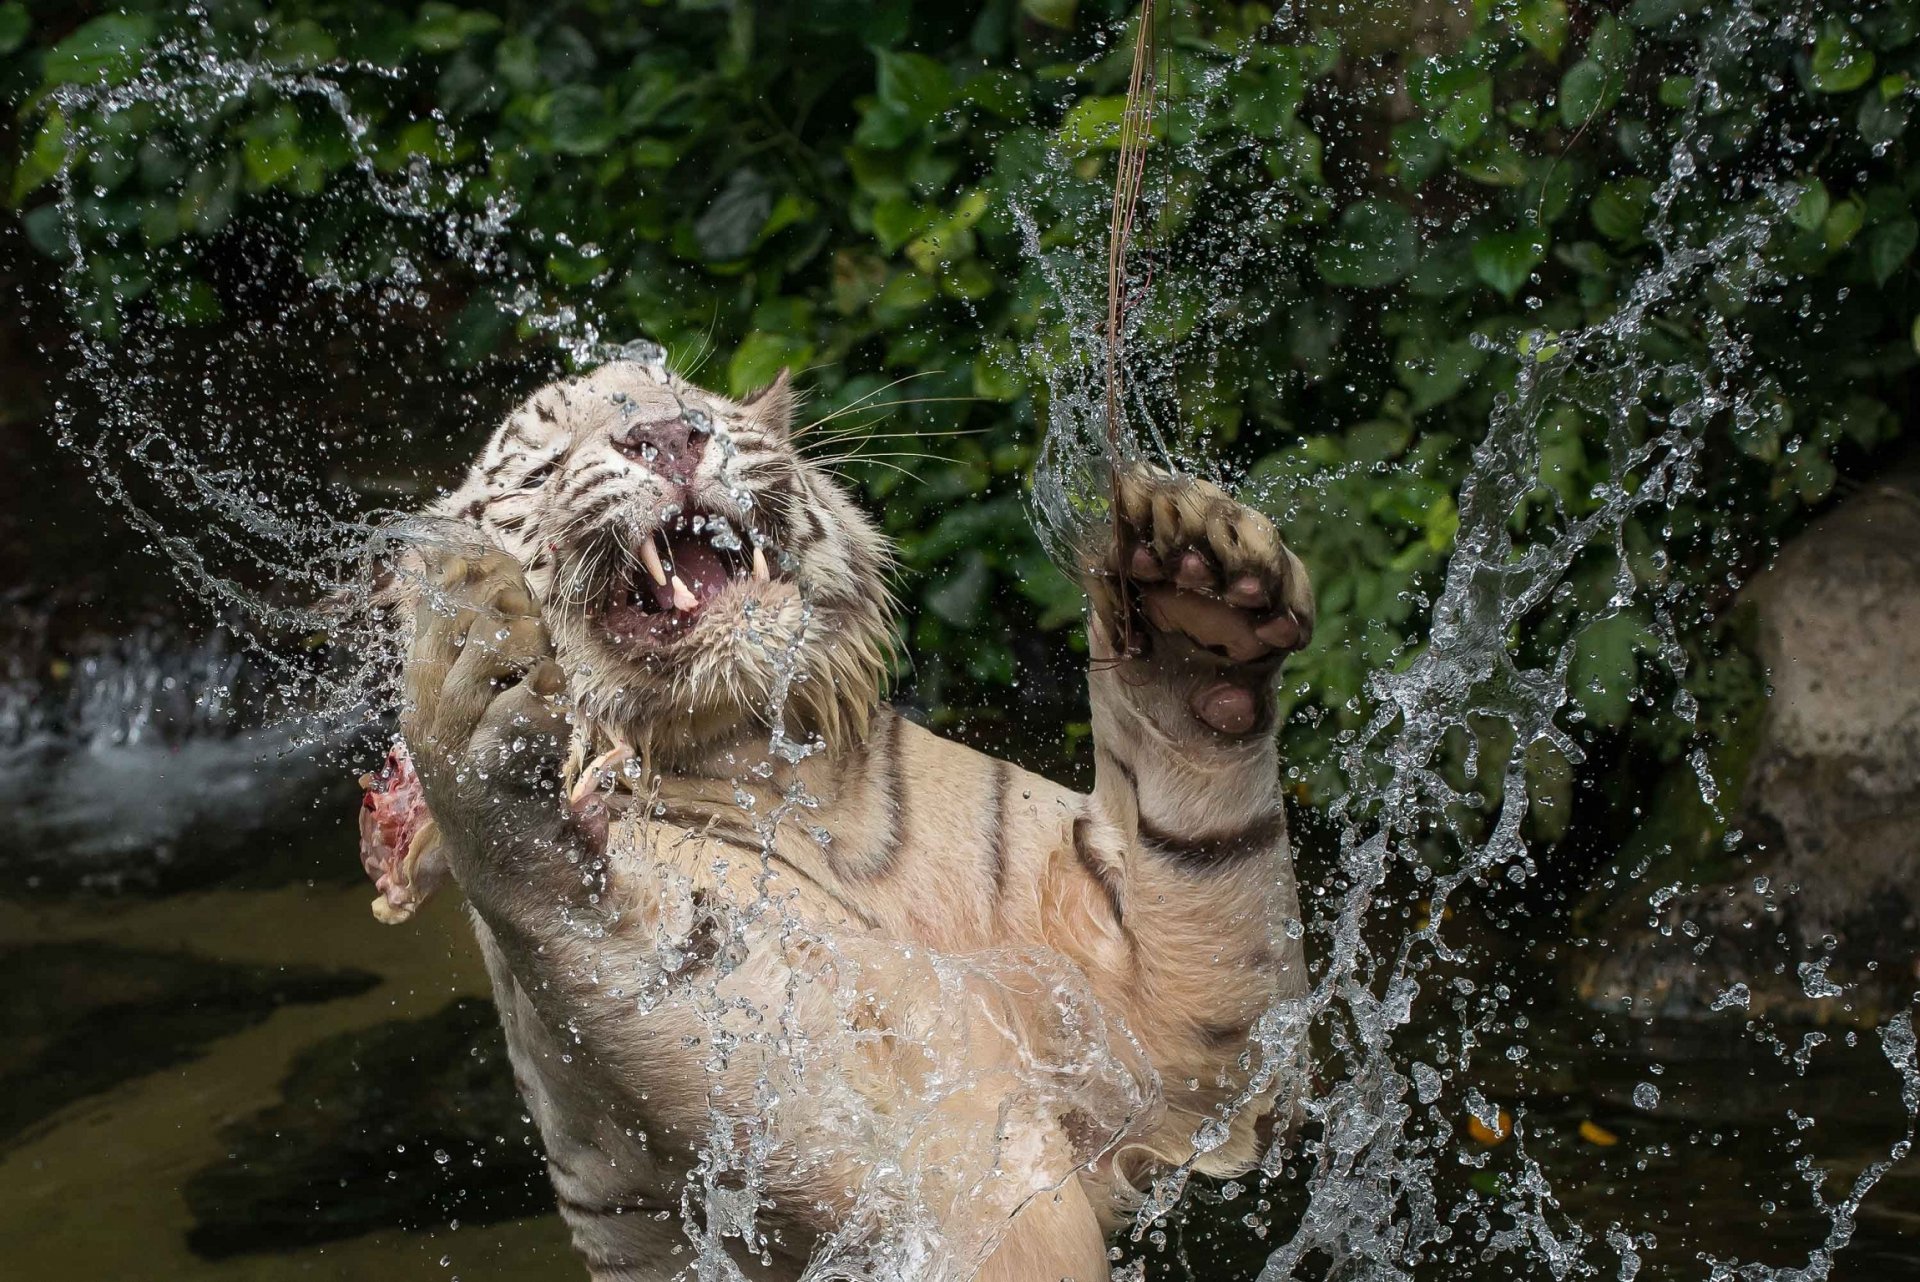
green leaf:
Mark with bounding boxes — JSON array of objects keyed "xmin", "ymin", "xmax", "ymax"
[
  {"xmin": 696, "ymin": 169, "xmax": 774, "ymax": 260},
  {"xmin": 0, "ymin": 3, "xmax": 31, "ymax": 56},
  {"xmin": 1391, "ymin": 123, "xmax": 1447, "ymax": 186},
  {"xmin": 871, "ymin": 196, "xmax": 932, "ymax": 254},
  {"xmin": 43, "ymin": 13, "xmax": 153, "ymax": 87},
  {"xmin": 1021, "ymin": 0, "xmax": 1077, "ymax": 30},
  {"xmin": 1589, "ymin": 178, "xmax": 1653, "ymax": 241},
  {"xmin": 243, "ymin": 134, "xmax": 303, "ymax": 189},
  {"xmin": 544, "ymin": 85, "xmax": 616, "ymax": 155},
  {"xmin": 1057, "ymin": 96, "xmax": 1130, "ymax": 152},
  {"xmin": 1346, "ymin": 420, "xmax": 1413, "ymax": 463},
  {"xmin": 20, "ymin": 203, "xmax": 67, "ymax": 260},
  {"xmin": 853, "ymin": 102, "xmax": 917, "ymax": 150},
  {"xmin": 1396, "ymin": 335, "xmax": 1487, "ymax": 412},
  {"xmin": 1730, "ymin": 391, "xmax": 1789, "ymax": 462},
  {"xmin": 1571, "ymin": 612, "xmax": 1656, "ymax": 728},
  {"xmin": 1586, "ymin": 14, "xmax": 1633, "ymax": 70},
  {"xmin": 964, "ymin": 70, "xmax": 1027, "ymax": 120},
  {"xmin": 1559, "ymin": 59, "xmax": 1620, "ymax": 127},
  {"xmin": 1857, "ymin": 92, "xmax": 1909, "ymax": 149},
  {"xmin": 1822, "ymin": 395, "xmax": 1897, "ymax": 449},
  {"xmin": 972, "ymin": 345, "xmax": 1022, "ymax": 402},
  {"xmin": 1525, "ymin": 740, "xmax": 1576, "ymax": 842},
  {"xmin": 1315, "ymin": 199, "xmax": 1418, "ymax": 287},
  {"xmin": 1868, "ymin": 217, "xmax": 1918, "ymax": 285},
  {"xmin": 727, "ymin": 331, "xmax": 814, "ymax": 400},
  {"xmin": 1438, "ymin": 72, "xmax": 1493, "ymax": 149},
  {"xmin": 1472, "ymin": 231, "xmax": 1547, "ymax": 297},
  {"xmin": 1625, "ymin": 0, "xmax": 1699, "ymax": 26},
  {"xmin": 1011, "ymin": 552, "xmax": 1083, "ymax": 630},
  {"xmin": 1453, "ymin": 135, "xmax": 1529, "ymax": 187},
  {"xmin": 1790, "ymin": 178, "xmax": 1830, "ymax": 233},
  {"xmin": 155, "ymin": 277, "xmax": 224, "ymax": 326},
  {"xmin": 1413, "ymin": 65, "xmax": 1493, "ymax": 150},
  {"xmin": 1787, "ymin": 448, "xmax": 1838, "ymax": 503},
  {"xmin": 413, "ymin": 4, "xmax": 502, "ymax": 54},
  {"xmin": 927, "ymin": 551, "xmax": 992, "ymax": 626},
  {"xmin": 1516, "ymin": 0, "xmax": 1569, "ymax": 64},
  {"xmin": 11, "ymin": 110, "xmax": 68, "ymax": 203},
  {"xmin": 876, "ymin": 51, "xmax": 953, "ymax": 126},
  {"xmin": 1823, "ymin": 197, "xmax": 1866, "ymax": 251},
  {"xmin": 1810, "ymin": 21, "xmax": 1875, "ymax": 95}
]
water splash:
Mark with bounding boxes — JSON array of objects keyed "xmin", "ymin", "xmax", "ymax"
[{"xmin": 23, "ymin": 4, "xmax": 1920, "ymax": 1280}]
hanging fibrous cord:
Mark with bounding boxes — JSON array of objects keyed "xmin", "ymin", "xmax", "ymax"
[{"xmin": 1104, "ymin": 0, "xmax": 1161, "ymax": 655}]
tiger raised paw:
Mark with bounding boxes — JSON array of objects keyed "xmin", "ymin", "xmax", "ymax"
[{"xmin": 1087, "ymin": 464, "xmax": 1315, "ymax": 736}]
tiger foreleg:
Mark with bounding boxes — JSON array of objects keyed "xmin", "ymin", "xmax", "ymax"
[
  {"xmin": 1081, "ymin": 463, "xmax": 1313, "ymax": 835},
  {"xmin": 1073, "ymin": 465, "xmax": 1315, "ymax": 1172},
  {"xmin": 401, "ymin": 544, "xmax": 608, "ymax": 953}
]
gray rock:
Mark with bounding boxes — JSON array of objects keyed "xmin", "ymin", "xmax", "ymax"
[{"xmin": 1577, "ymin": 469, "xmax": 1920, "ymax": 1023}]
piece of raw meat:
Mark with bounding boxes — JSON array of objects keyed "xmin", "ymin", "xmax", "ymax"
[{"xmin": 357, "ymin": 741, "xmax": 447, "ymax": 924}]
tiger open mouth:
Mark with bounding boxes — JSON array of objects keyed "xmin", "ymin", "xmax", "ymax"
[{"xmin": 596, "ymin": 507, "xmax": 775, "ymax": 650}]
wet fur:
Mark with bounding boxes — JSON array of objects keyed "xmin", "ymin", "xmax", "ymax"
[{"xmin": 393, "ymin": 360, "xmax": 1313, "ymax": 1280}]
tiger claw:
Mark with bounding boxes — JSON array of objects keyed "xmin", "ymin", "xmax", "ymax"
[{"xmin": 568, "ymin": 738, "xmax": 635, "ymax": 806}]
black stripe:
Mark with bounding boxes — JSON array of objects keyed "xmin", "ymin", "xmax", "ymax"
[
  {"xmin": 987, "ymin": 761, "xmax": 1011, "ymax": 910},
  {"xmin": 766, "ymin": 851, "xmax": 880, "ymax": 929},
  {"xmin": 1070, "ymin": 815, "xmax": 1125, "ymax": 926},
  {"xmin": 555, "ymin": 1191, "xmax": 655, "ymax": 1220},
  {"xmin": 1198, "ymin": 1020, "xmax": 1251, "ymax": 1049},
  {"xmin": 578, "ymin": 1247, "xmax": 630, "ymax": 1273},
  {"xmin": 648, "ymin": 804, "xmax": 761, "ymax": 850},
  {"xmin": 760, "ymin": 468, "xmax": 797, "ymax": 509},
  {"xmin": 727, "ymin": 456, "xmax": 788, "ymax": 487},
  {"xmin": 534, "ymin": 398, "xmax": 558, "ymax": 423},
  {"xmin": 573, "ymin": 489, "xmax": 623, "ymax": 528},
  {"xmin": 1097, "ymin": 745, "xmax": 1138, "ymax": 791},
  {"xmin": 857, "ymin": 710, "xmax": 905, "ymax": 879},
  {"xmin": 561, "ymin": 464, "xmax": 617, "ymax": 504},
  {"xmin": 642, "ymin": 805, "xmax": 881, "ymax": 930},
  {"xmin": 1138, "ymin": 807, "xmax": 1286, "ymax": 870}
]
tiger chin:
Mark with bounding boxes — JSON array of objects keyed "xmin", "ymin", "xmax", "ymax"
[{"xmin": 360, "ymin": 349, "xmax": 1315, "ymax": 1282}]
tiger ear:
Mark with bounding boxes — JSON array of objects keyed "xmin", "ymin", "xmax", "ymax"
[{"xmin": 741, "ymin": 367, "xmax": 793, "ymax": 434}]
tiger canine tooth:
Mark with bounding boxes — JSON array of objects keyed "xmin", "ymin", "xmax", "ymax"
[
  {"xmin": 752, "ymin": 545, "xmax": 770, "ymax": 581},
  {"xmin": 639, "ymin": 536, "xmax": 668, "ymax": 586},
  {"xmin": 670, "ymin": 574, "xmax": 699, "ymax": 611}
]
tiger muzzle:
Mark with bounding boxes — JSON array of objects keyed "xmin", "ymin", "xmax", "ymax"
[{"xmin": 612, "ymin": 413, "xmax": 707, "ymax": 485}]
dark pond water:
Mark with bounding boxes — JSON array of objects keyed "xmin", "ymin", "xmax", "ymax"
[{"xmin": 1, "ymin": 682, "xmax": 1914, "ymax": 1281}]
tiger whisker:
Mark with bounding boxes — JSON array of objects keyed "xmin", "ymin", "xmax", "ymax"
[
  {"xmin": 804, "ymin": 421, "xmax": 989, "ymax": 447},
  {"xmin": 796, "ymin": 373, "xmax": 944, "ymax": 434}
]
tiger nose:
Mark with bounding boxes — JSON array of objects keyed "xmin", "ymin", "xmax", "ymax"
[{"xmin": 611, "ymin": 413, "xmax": 706, "ymax": 483}]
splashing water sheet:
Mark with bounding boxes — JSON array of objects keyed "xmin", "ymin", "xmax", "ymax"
[{"xmin": 16, "ymin": 4, "xmax": 1919, "ymax": 1282}]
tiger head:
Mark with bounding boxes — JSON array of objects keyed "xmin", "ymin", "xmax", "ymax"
[{"xmin": 433, "ymin": 353, "xmax": 895, "ymax": 759}]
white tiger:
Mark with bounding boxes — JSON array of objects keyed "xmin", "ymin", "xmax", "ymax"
[{"xmin": 367, "ymin": 350, "xmax": 1314, "ymax": 1280}]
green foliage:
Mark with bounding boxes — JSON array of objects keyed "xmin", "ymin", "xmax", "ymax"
[{"xmin": 4, "ymin": 0, "xmax": 1916, "ymax": 848}]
